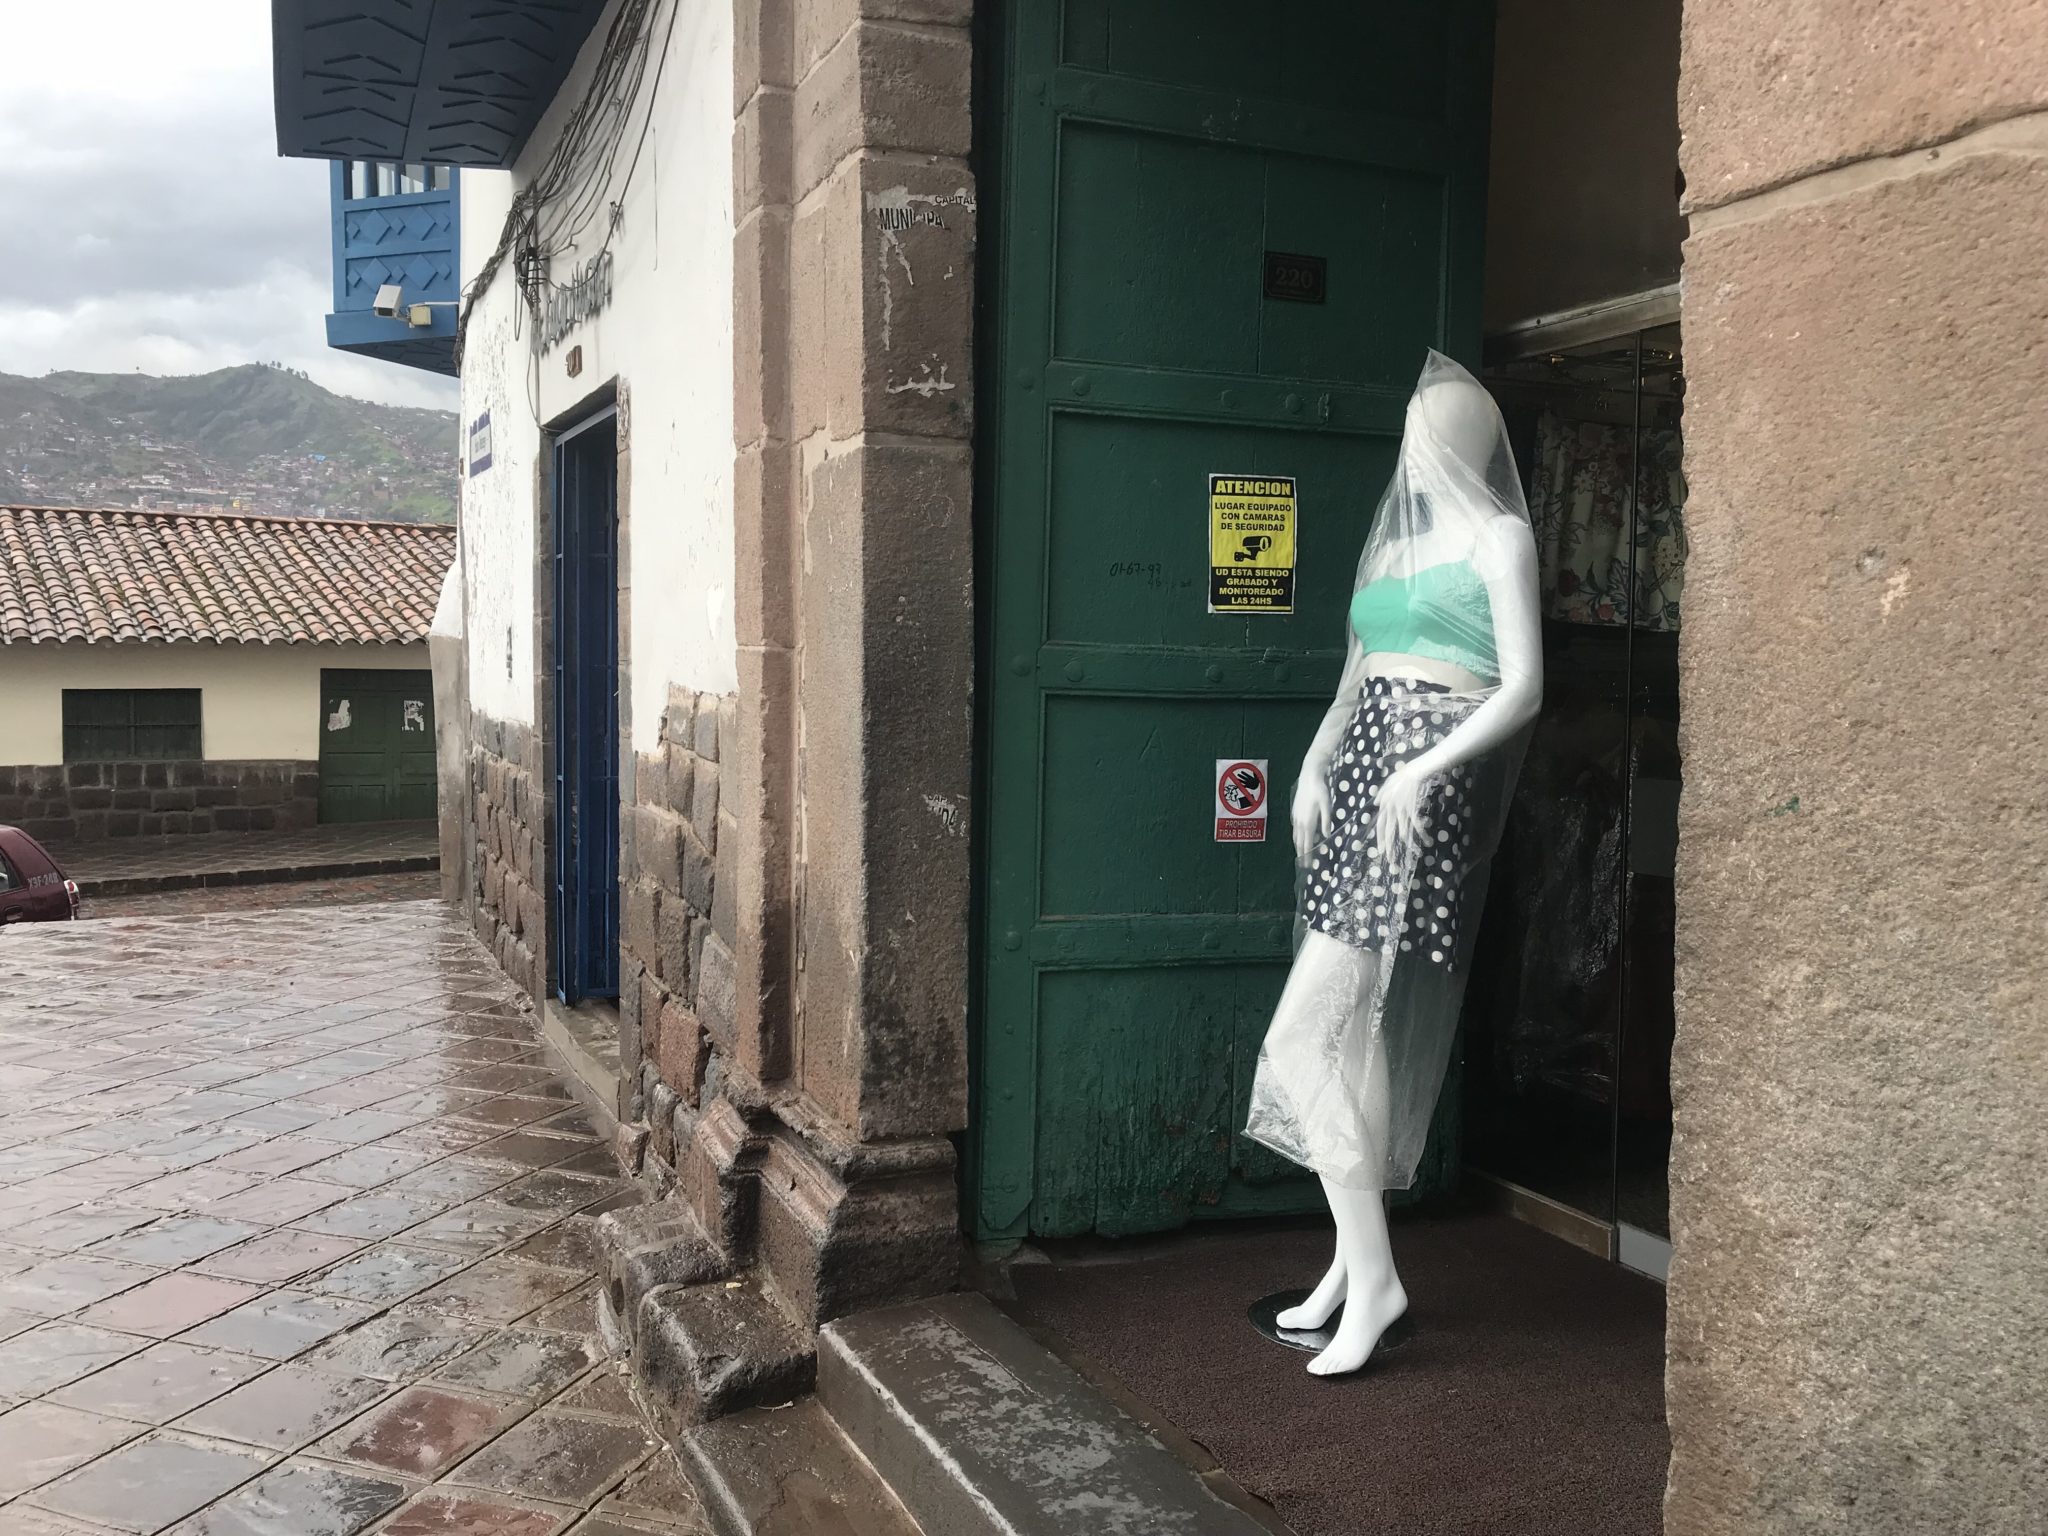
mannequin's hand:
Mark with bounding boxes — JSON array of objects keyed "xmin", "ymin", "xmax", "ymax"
[
  {"xmin": 1291, "ymin": 772, "xmax": 1333, "ymax": 863},
  {"xmin": 1374, "ymin": 760, "xmax": 1433, "ymax": 858}
]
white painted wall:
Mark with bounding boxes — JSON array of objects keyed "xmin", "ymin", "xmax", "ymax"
[
  {"xmin": 457, "ymin": 176, "xmax": 537, "ymax": 726},
  {"xmin": 459, "ymin": 0, "xmax": 737, "ymax": 746},
  {"xmin": 0, "ymin": 643, "xmax": 428, "ymax": 764}
]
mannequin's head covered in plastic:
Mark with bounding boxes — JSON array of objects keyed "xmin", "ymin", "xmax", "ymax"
[{"xmin": 1382, "ymin": 350, "xmax": 1526, "ymax": 547}]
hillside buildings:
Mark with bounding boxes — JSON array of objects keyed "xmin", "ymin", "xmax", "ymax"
[{"xmin": 0, "ymin": 505, "xmax": 453, "ymax": 838}]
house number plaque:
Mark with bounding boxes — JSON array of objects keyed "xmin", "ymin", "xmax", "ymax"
[{"xmin": 1263, "ymin": 251, "xmax": 1327, "ymax": 304}]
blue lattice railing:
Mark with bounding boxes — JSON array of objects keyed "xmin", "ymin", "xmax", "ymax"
[{"xmin": 324, "ymin": 161, "xmax": 460, "ymax": 378}]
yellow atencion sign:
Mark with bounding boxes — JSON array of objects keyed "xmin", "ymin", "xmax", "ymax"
[{"xmin": 1208, "ymin": 474, "xmax": 1296, "ymax": 614}]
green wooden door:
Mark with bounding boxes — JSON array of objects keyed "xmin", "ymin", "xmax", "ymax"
[
  {"xmin": 976, "ymin": 0, "xmax": 1495, "ymax": 1239},
  {"xmin": 318, "ymin": 669, "xmax": 437, "ymax": 823}
]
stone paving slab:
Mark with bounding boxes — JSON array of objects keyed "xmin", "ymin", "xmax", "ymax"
[
  {"xmin": 43, "ymin": 822, "xmax": 440, "ymax": 898},
  {"xmin": 0, "ymin": 901, "xmax": 709, "ymax": 1535}
]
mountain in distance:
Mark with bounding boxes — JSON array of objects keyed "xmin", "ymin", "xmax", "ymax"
[{"xmin": 0, "ymin": 364, "xmax": 458, "ymax": 524}]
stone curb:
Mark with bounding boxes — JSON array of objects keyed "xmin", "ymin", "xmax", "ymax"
[{"xmin": 74, "ymin": 852, "xmax": 440, "ymax": 898}]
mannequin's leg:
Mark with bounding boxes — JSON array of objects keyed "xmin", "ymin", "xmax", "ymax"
[
  {"xmin": 1276, "ymin": 1171, "xmax": 1355, "ymax": 1330},
  {"xmin": 1302, "ymin": 1004, "xmax": 1408, "ymax": 1374},
  {"xmin": 1264, "ymin": 932, "xmax": 1381, "ymax": 1332},
  {"xmin": 1274, "ymin": 1227, "xmax": 1348, "ymax": 1330},
  {"xmin": 1306, "ymin": 1181, "xmax": 1408, "ymax": 1377}
]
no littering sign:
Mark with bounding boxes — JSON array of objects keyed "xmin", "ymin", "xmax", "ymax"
[{"xmin": 1215, "ymin": 759, "xmax": 1269, "ymax": 843}]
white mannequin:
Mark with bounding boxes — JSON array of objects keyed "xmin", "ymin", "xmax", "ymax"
[{"xmin": 1270, "ymin": 377, "xmax": 1542, "ymax": 1375}]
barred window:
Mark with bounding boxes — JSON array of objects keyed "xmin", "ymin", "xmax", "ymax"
[{"xmin": 61, "ymin": 689, "xmax": 201, "ymax": 762}]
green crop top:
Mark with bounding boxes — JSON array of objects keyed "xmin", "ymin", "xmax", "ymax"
[{"xmin": 1349, "ymin": 560, "xmax": 1499, "ymax": 682}]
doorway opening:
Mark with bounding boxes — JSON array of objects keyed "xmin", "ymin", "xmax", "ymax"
[
  {"xmin": 970, "ymin": 1, "xmax": 1684, "ymax": 1531},
  {"xmin": 970, "ymin": 0, "xmax": 1685, "ymax": 1261},
  {"xmin": 1466, "ymin": 318, "xmax": 1688, "ymax": 1282},
  {"xmin": 1459, "ymin": 0, "xmax": 1688, "ymax": 1282},
  {"xmin": 551, "ymin": 406, "xmax": 621, "ymax": 1005}
]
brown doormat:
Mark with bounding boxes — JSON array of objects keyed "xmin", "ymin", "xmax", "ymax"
[{"xmin": 1006, "ymin": 1212, "xmax": 1668, "ymax": 1536}]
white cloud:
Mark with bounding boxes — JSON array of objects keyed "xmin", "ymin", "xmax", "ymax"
[{"xmin": 0, "ymin": 0, "xmax": 457, "ymax": 412}]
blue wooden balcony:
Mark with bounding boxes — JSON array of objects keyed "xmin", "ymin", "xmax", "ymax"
[{"xmin": 326, "ymin": 160, "xmax": 460, "ymax": 377}]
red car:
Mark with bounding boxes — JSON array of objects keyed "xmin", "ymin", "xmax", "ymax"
[{"xmin": 0, "ymin": 825, "xmax": 80, "ymax": 924}]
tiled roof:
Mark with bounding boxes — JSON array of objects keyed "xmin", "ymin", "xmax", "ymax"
[{"xmin": 0, "ymin": 505, "xmax": 455, "ymax": 645}]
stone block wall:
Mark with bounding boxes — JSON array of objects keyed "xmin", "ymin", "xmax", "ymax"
[
  {"xmin": 0, "ymin": 760, "xmax": 319, "ymax": 842},
  {"xmin": 719, "ymin": 0, "xmax": 975, "ymax": 1331},
  {"xmin": 621, "ymin": 685, "xmax": 737, "ymax": 1168},
  {"xmin": 592, "ymin": 3, "xmax": 975, "ymax": 1425},
  {"xmin": 469, "ymin": 716, "xmax": 546, "ymax": 1000},
  {"xmin": 1669, "ymin": 6, "xmax": 2048, "ymax": 1532}
]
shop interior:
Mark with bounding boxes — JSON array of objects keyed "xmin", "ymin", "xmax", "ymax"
[
  {"xmin": 1468, "ymin": 320, "xmax": 1687, "ymax": 1279},
  {"xmin": 1462, "ymin": 0, "xmax": 1688, "ymax": 1282}
]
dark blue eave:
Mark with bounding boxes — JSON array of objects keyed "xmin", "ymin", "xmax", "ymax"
[
  {"xmin": 272, "ymin": 0, "xmax": 608, "ymax": 168},
  {"xmin": 326, "ymin": 309, "xmax": 459, "ymax": 376}
]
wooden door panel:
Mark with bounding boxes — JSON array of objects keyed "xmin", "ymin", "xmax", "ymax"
[
  {"xmin": 1039, "ymin": 695, "xmax": 1247, "ymax": 919},
  {"xmin": 320, "ymin": 670, "xmax": 435, "ymax": 823},
  {"xmin": 1062, "ymin": 0, "xmax": 1453, "ymax": 123},
  {"xmin": 1053, "ymin": 129, "xmax": 1267, "ymax": 373},
  {"xmin": 1038, "ymin": 694, "xmax": 1327, "ymax": 921},
  {"xmin": 1034, "ymin": 964, "xmax": 1240, "ymax": 1235},
  {"xmin": 1258, "ymin": 157, "xmax": 1449, "ymax": 389},
  {"xmin": 1054, "ymin": 123, "xmax": 1450, "ymax": 389},
  {"xmin": 396, "ymin": 679, "xmax": 437, "ymax": 821},
  {"xmin": 552, "ymin": 412, "xmax": 621, "ymax": 1003}
]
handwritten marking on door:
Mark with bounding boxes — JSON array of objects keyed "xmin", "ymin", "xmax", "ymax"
[{"xmin": 403, "ymin": 701, "xmax": 426, "ymax": 732}]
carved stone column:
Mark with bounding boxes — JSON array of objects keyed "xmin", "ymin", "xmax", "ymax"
[{"xmin": 604, "ymin": 0, "xmax": 975, "ymax": 1429}]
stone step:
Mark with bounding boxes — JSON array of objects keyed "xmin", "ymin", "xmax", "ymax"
[
  {"xmin": 819, "ymin": 1292, "xmax": 1272, "ymax": 1536},
  {"xmin": 635, "ymin": 1275, "xmax": 816, "ymax": 1439},
  {"xmin": 538, "ymin": 997, "xmax": 624, "ymax": 1141},
  {"xmin": 682, "ymin": 1395, "xmax": 924, "ymax": 1536}
]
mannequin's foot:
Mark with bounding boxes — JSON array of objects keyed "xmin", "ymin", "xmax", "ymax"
[
  {"xmin": 1275, "ymin": 1259, "xmax": 1346, "ymax": 1331},
  {"xmin": 1306, "ymin": 1276, "xmax": 1407, "ymax": 1377}
]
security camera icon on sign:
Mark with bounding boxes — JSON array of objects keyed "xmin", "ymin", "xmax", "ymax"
[{"xmin": 1233, "ymin": 535, "xmax": 1274, "ymax": 563}]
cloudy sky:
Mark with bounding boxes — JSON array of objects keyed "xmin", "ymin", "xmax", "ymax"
[{"xmin": 0, "ymin": 1, "xmax": 460, "ymax": 411}]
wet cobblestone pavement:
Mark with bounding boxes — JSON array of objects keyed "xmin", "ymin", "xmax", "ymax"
[{"xmin": 0, "ymin": 902, "xmax": 708, "ymax": 1535}]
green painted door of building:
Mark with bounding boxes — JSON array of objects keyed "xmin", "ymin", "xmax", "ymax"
[
  {"xmin": 976, "ymin": 0, "xmax": 1495, "ymax": 1239},
  {"xmin": 318, "ymin": 669, "xmax": 436, "ymax": 823}
]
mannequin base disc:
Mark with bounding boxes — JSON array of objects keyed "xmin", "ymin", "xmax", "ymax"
[{"xmin": 1248, "ymin": 1289, "xmax": 1416, "ymax": 1357}]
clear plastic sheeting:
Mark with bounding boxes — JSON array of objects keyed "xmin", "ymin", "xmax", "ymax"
[{"xmin": 1245, "ymin": 351, "xmax": 1544, "ymax": 1190}]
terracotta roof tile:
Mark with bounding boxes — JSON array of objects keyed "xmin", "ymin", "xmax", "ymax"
[{"xmin": 0, "ymin": 505, "xmax": 455, "ymax": 646}]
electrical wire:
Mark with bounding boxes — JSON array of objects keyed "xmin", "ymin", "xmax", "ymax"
[{"xmin": 454, "ymin": 0, "xmax": 671, "ymax": 372}]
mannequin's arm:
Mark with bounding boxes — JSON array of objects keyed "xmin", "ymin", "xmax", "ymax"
[
  {"xmin": 1374, "ymin": 518, "xmax": 1543, "ymax": 853},
  {"xmin": 1290, "ymin": 634, "xmax": 1371, "ymax": 861}
]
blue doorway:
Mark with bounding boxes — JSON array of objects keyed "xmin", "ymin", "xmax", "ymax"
[{"xmin": 552, "ymin": 407, "xmax": 620, "ymax": 1003}]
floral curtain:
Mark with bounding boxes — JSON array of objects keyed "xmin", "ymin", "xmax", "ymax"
[{"xmin": 1528, "ymin": 410, "xmax": 1688, "ymax": 631}]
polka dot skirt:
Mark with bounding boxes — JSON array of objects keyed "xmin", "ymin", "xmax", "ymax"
[{"xmin": 1301, "ymin": 676, "xmax": 1477, "ymax": 968}]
